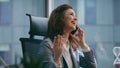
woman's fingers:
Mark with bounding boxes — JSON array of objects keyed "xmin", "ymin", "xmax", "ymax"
[
  {"xmin": 78, "ymin": 27, "xmax": 84, "ymax": 36},
  {"xmin": 70, "ymin": 34, "xmax": 79, "ymax": 43},
  {"xmin": 54, "ymin": 35, "xmax": 63, "ymax": 48},
  {"xmin": 71, "ymin": 42, "xmax": 79, "ymax": 51},
  {"xmin": 47, "ymin": 41, "xmax": 53, "ymax": 52},
  {"xmin": 53, "ymin": 35, "xmax": 63, "ymax": 50},
  {"xmin": 53, "ymin": 35, "xmax": 64, "ymax": 60},
  {"xmin": 70, "ymin": 34, "xmax": 79, "ymax": 50},
  {"xmin": 59, "ymin": 35, "xmax": 62, "ymax": 48},
  {"xmin": 58, "ymin": 35, "xmax": 61, "ymax": 48}
]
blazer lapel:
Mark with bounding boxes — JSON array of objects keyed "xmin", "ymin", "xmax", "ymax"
[{"xmin": 69, "ymin": 48, "xmax": 79, "ymax": 68}]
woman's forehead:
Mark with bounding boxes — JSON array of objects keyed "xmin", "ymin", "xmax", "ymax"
[{"xmin": 64, "ymin": 9, "xmax": 75, "ymax": 14}]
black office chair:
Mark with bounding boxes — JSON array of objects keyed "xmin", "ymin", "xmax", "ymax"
[{"xmin": 19, "ymin": 14, "xmax": 48, "ymax": 58}]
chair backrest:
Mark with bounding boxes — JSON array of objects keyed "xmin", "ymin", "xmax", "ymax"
[
  {"xmin": 20, "ymin": 14, "xmax": 48, "ymax": 57},
  {"xmin": 20, "ymin": 38, "xmax": 42, "ymax": 57},
  {"xmin": 26, "ymin": 14, "xmax": 48, "ymax": 38}
]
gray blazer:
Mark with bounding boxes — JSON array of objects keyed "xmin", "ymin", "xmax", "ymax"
[{"xmin": 37, "ymin": 38, "xmax": 97, "ymax": 68}]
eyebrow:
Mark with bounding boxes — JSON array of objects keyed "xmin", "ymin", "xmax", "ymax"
[{"xmin": 65, "ymin": 12, "xmax": 74, "ymax": 15}]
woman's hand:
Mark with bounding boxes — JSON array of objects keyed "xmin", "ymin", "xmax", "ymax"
[
  {"xmin": 48, "ymin": 35, "xmax": 64, "ymax": 66},
  {"xmin": 70, "ymin": 27, "xmax": 90, "ymax": 51}
]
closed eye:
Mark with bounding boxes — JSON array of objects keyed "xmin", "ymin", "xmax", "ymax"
[
  {"xmin": 70, "ymin": 13, "xmax": 76, "ymax": 17},
  {"xmin": 70, "ymin": 13, "xmax": 73, "ymax": 15}
]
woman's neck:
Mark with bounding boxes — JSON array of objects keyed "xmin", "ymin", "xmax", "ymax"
[
  {"xmin": 63, "ymin": 28, "xmax": 72, "ymax": 41},
  {"xmin": 62, "ymin": 32, "xmax": 70, "ymax": 43},
  {"xmin": 62, "ymin": 33, "xmax": 70, "ymax": 48}
]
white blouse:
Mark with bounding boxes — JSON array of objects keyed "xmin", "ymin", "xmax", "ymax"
[{"xmin": 62, "ymin": 43, "xmax": 73, "ymax": 68}]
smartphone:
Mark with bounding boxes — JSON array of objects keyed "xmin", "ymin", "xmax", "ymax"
[{"xmin": 71, "ymin": 26, "xmax": 78, "ymax": 34}]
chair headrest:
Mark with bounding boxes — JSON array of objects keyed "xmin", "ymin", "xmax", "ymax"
[{"xmin": 26, "ymin": 14, "xmax": 48, "ymax": 36}]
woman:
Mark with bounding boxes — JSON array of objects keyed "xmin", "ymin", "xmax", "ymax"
[{"xmin": 38, "ymin": 4, "xmax": 97, "ymax": 68}]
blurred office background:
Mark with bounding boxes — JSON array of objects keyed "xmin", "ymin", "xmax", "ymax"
[{"xmin": 0, "ymin": 0, "xmax": 120, "ymax": 68}]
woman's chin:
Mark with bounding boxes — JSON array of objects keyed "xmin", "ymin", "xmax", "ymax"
[
  {"xmin": 73, "ymin": 26, "xmax": 76, "ymax": 30},
  {"xmin": 71, "ymin": 27, "xmax": 76, "ymax": 32},
  {"xmin": 68, "ymin": 26, "xmax": 76, "ymax": 32}
]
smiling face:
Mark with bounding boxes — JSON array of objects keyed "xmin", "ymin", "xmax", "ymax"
[
  {"xmin": 63, "ymin": 8, "xmax": 77, "ymax": 33},
  {"xmin": 46, "ymin": 4, "xmax": 76, "ymax": 38}
]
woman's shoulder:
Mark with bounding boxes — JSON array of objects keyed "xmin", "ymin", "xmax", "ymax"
[
  {"xmin": 38, "ymin": 38, "xmax": 53, "ymax": 54},
  {"xmin": 39, "ymin": 38, "xmax": 53, "ymax": 47},
  {"xmin": 42, "ymin": 38, "xmax": 53, "ymax": 43}
]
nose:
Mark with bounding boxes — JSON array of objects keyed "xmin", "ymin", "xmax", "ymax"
[{"xmin": 74, "ymin": 16, "xmax": 77, "ymax": 21}]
